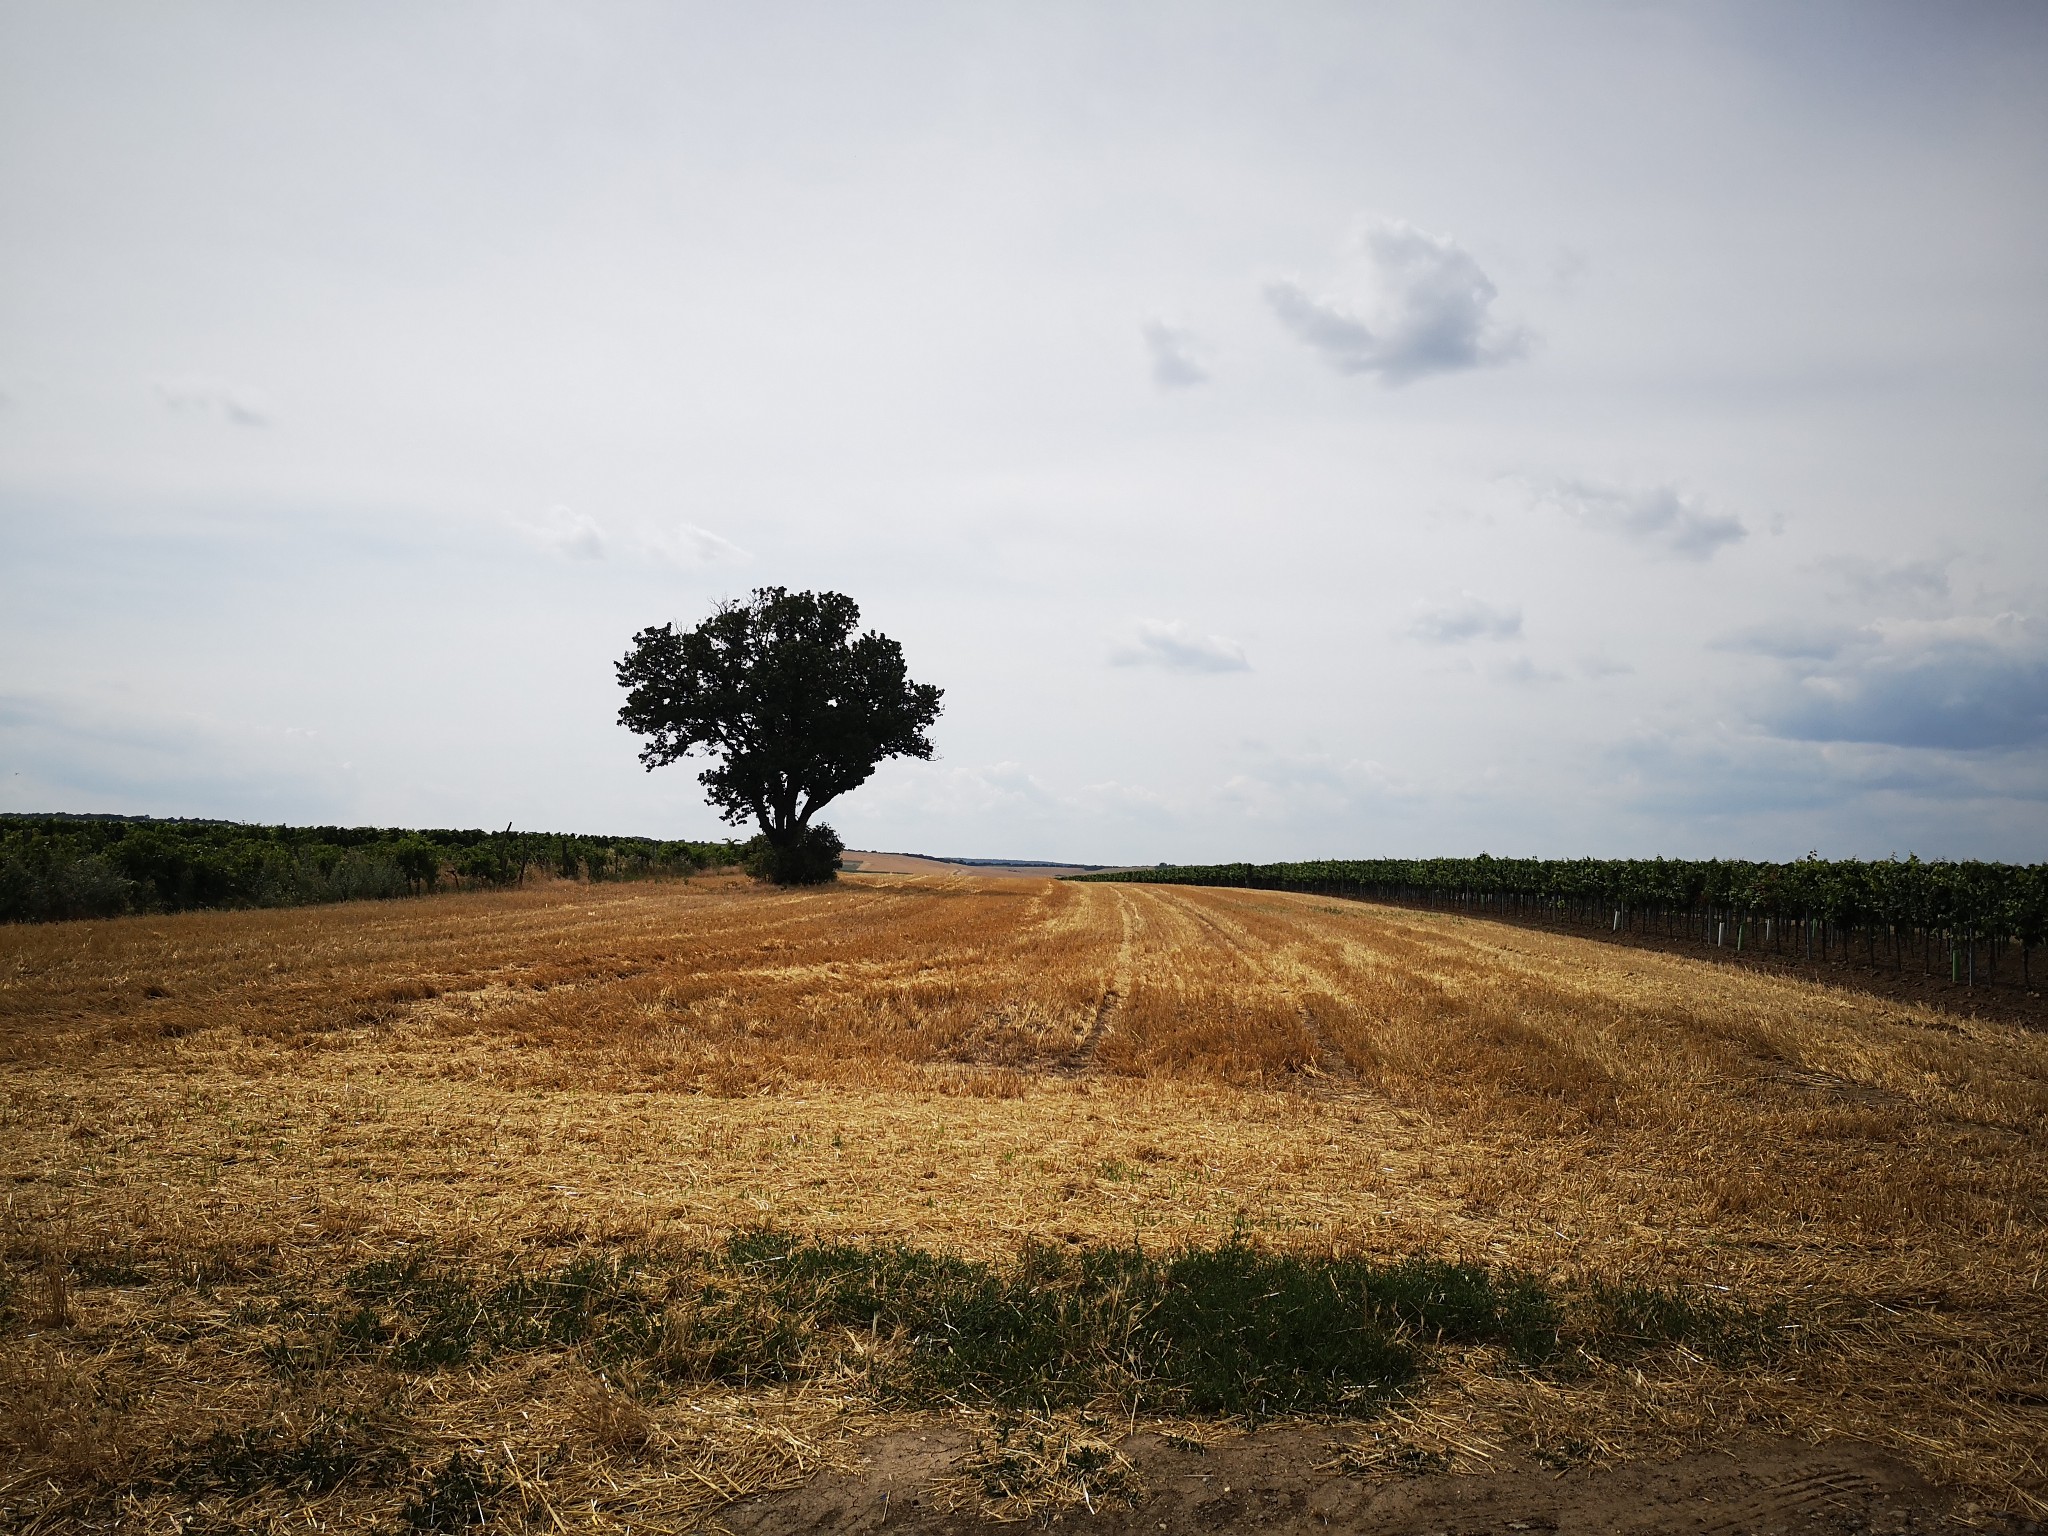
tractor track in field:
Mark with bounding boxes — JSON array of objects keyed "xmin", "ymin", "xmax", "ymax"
[
  {"xmin": 1062, "ymin": 885, "xmax": 1135, "ymax": 1076},
  {"xmin": 1155, "ymin": 888, "xmax": 1364, "ymax": 1095}
]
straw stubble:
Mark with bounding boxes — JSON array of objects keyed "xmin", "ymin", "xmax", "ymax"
[{"xmin": 1, "ymin": 871, "xmax": 2042, "ymax": 1526}]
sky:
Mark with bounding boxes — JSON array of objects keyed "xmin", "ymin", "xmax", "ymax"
[{"xmin": 3, "ymin": 1, "xmax": 2046, "ymax": 864}]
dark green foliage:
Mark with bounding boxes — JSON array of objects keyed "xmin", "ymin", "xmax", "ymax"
[
  {"xmin": 324, "ymin": 1236, "xmax": 1430, "ymax": 1413},
  {"xmin": 285, "ymin": 1236, "xmax": 1770, "ymax": 1421},
  {"xmin": 170, "ymin": 1408, "xmax": 402, "ymax": 1496},
  {"xmin": 0, "ymin": 813, "xmax": 742, "ymax": 924},
  {"xmin": 1356, "ymin": 1257, "xmax": 1560, "ymax": 1362},
  {"xmin": 741, "ymin": 823, "xmax": 845, "ymax": 886},
  {"xmin": 668, "ymin": 1233, "xmax": 1540, "ymax": 1414},
  {"xmin": 617, "ymin": 588, "xmax": 941, "ymax": 885},
  {"xmin": 1580, "ymin": 1282, "xmax": 1784, "ymax": 1365},
  {"xmin": 344, "ymin": 1252, "xmax": 488, "ymax": 1368},
  {"xmin": 392, "ymin": 836, "xmax": 440, "ymax": 894},
  {"xmin": 1113, "ymin": 1245, "xmax": 1419, "ymax": 1413},
  {"xmin": 334, "ymin": 1248, "xmax": 805, "ymax": 1381},
  {"xmin": 401, "ymin": 1450, "xmax": 514, "ymax": 1531}
]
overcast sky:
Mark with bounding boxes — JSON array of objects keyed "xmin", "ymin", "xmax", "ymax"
[{"xmin": 3, "ymin": 2, "xmax": 2045, "ymax": 863}]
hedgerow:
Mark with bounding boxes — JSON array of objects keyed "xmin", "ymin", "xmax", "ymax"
[{"xmin": 0, "ymin": 814, "xmax": 740, "ymax": 923}]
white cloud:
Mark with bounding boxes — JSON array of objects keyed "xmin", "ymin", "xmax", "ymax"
[
  {"xmin": 1215, "ymin": 751, "xmax": 1412, "ymax": 823},
  {"xmin": 517, "ymin": 505, "xmax": 606, "ymax": 560},
  {"xmin": 156, "ymin": 376, "xmax": 270, "ymax": 427},
  {"xmin": 1408, "ymin": 593, "xmax": 1523, "ymax": 644},
  {"xmin": 641, "ymin": 522, "xmax": 749, "ymax": 567},
  {"xmin": 511, "ymin": 509, "xmax": 746, "ymax": 566},
  {"xmin": 1493, "ymin": 655, "xmax": 1563, "ymax": 686},
  {"xmin": 1109, "ymin": 618, "xmax": 1250, "ymax": 673},
  {"xmin": 1074, "ymin": 778, "xmax": 1178, "ymax": 817},
  {"xmin": 1539, "ymin": 479, "xmax": 1747, "ymax": 561},
  {"xmin": 1577, "ymin": 653, "xmax": 1633, "ymax": 679},
  {"xmin": 1265, "ymin": 218, "xmax": 1528, "ymax": 384},
  {"xmin": 1822, "ymin": 554, "xmax": 1953, "ymax": 607},
  {"xmin": 1140, "ymin": 320, "xmax": 1209, "ymax": 388},
  {"xmin": 855, "ymin": 759, "xmax": 1060, "ymax": 822}
]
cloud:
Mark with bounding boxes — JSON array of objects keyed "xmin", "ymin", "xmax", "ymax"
[
  {"xmin": 1408, "ymin": 593, "xmax": 1522, "ymax": 644},
  {"xmin": 517, "ymin": 504, "xmax": 606, "ymax": 560},
  {"xmin": 856, "ymin": 759, "xmax": 1061, "ymax": 822},
  {"xmin": 641, "ymin": 522, "xmax": 749, "ymax": 567},
  {"xmin": 1605, "ymin": 727, "xmax": 2048, "ymax": 847},
  {"xmin": 156, "ymin": 376, "xmax": 270, "ymax": 427},
  {"xmin": 511, "ymin": 509, "xmax": 746, "ymax": 566},
  {"xmin": 1265, "ymin": 219, "xmax": 1528, "ymax": 384},
  {"xmin": 1711, "ymin": 622, "xmax": 1860, "ymax": 660},
  {"xmin": 1540, "ymin": 479, "xmax": 1746, "ymax": 561},
  {"xmin": 0, "ymin": 689, "xmax": 347, "ymax": 818},
  {"xmin": 1109, "ymin": 618, "xmax": 1250, "ymax": 673},
  {"xmin": 1074, "ymin": 778, "xmax": 1178, "ymax": 817},
  {"xmin": 1494, "ymin": 655, "xmax": 1562, "ymax": 686},
  {"xmin": 1759, "ymin": 614, "xmax": 2048, "ymax": 750},
  {"xmin": 1822, "ymin": 554, "xmax": 1953, "ymax": 607},
  {"xmin": 1216, "ymin": 750, "xmax": 1411, "ymax": 823},
  {"xmin": 1140, "ymin": 321, "xmax": 1209, "ymax": 388}
]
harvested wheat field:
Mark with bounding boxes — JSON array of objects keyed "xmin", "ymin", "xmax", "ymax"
[{"xmin": 2, "ymin": 873, "xmax": 2044, "ymax": 1533}]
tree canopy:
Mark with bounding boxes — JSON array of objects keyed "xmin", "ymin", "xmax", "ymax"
[{"xmin": 615, "ymin": 588, "xmax": 942, "ymax": 883}]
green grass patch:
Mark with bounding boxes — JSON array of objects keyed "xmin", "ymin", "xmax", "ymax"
[
  {"xmin": 722, "ymin": 1232, "xmax": 1558, "ymax": 1413},
  {"xmin": 401, "ymin": 1449, "xmax": 516, "ymax": 1531},
  {"xmin": 169, "ymin": 1407, "xmax": 404, "ymax": 1497},
  {"xmin": 268, "ymin": 1234, "xmax": 1780, "ymax": 1420},
  {"xmin": 1579, "ymin": 1281, "xmax": 1787, "ymax": 1364}
]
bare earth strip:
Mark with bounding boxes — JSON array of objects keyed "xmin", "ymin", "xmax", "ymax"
[{"xmin": 1, "ymin": 873, "xmax": 2043, "ymax": 1531}]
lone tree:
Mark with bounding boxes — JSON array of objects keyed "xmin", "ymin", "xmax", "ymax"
[{"xmin": 615, "ymin": 587, "xmax": 943, "ymax": 884}]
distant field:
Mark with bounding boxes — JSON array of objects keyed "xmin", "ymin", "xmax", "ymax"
[
  {"xmin": 837, "ymin": 849, "xmax": 1106, "ymax": 878},
  {"xmin": 2, "ymin": 874, "xmax": 2043, "ymax": 1530}
]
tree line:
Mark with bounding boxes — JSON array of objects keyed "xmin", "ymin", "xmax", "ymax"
[
  {"xmin": 0, "ymin": 814, "xmax": 742, "ymax": 924},
  {"xmin": 1076, "ymin": 854, "xmax": 2048, "ymax": 988}
]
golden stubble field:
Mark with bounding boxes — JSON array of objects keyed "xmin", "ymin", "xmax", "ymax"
[{"xmin": 2, "ymin": 871, "xmax": 2044, "ymax": 1530}]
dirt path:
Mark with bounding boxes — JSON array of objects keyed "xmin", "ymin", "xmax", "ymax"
[{"xmin": 725, "ymin": 1426, "xmax": 2012, "ymax": 1534}]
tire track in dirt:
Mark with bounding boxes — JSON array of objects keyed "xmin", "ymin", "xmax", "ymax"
[
  {"xmin": 727, "ymin": 1429, "xmax": 1957, "ymax": 1536},
  {"xmin": 1691, "ymin": 1466, "xmax": 1884, "ymax": 1535},
  {"xmin": 1070, "ymin": 885, "xmax": 1136, "ymax": 1073}
]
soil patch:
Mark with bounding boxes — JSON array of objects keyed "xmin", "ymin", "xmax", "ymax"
[{"xmin": 726, "ymin": 1426, "xmax": 2022, "ymax": 1534}]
